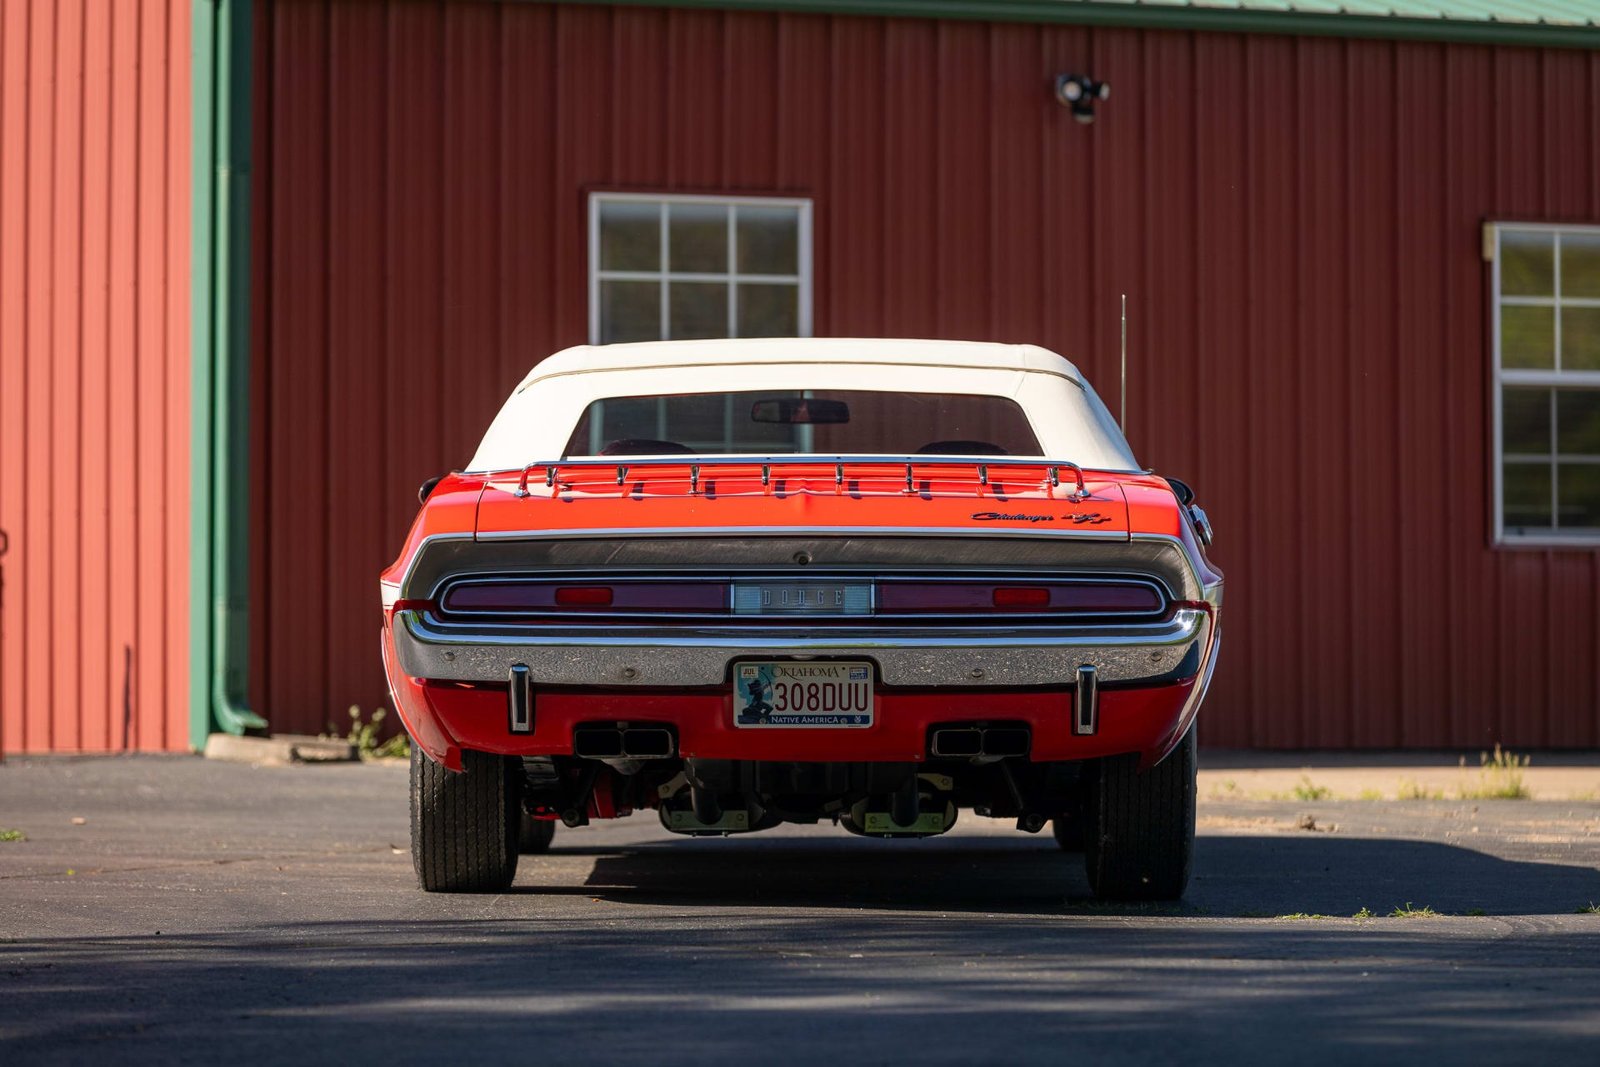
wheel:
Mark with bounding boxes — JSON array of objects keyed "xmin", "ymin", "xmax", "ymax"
[
  {"xmin": 518, "ymin": 812, "xmax": 556, "ymax": 854},
  {"xmin": 410, "ymin": 744, "xmax": 520, "ymax": 892},
  {"xmin": 1051, "ymin": 811, "xmax": 1085, "ymax": 852},
  {"xmin": 1083, "ymin": 724, "xmax": 1196, "ymax": 900}
]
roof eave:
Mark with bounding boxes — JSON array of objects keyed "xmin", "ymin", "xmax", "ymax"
[{"xmin": 561, "ymin": 0, "xmax": 1600, "ymax": 51}]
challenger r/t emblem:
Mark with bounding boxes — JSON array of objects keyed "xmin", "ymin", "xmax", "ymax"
[{"xmin": 970, "ymin": 511, "xmax": 1114, "ymax": 524}]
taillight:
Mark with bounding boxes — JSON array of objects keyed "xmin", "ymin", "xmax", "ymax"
[
  {"xmin": 992, "ymin": 586, "xmax": 1050, "ymax": 609},
  {"xmin": 440, "ymin": 580, "xmax": 726, "ymax": 615},
  {"xmin": 554, "ymin": 585, "xmax": 613, "ymax": 607},
  {"xmin": 879, "ymin": 581, "xmax": 1163, "ymax": 616}
]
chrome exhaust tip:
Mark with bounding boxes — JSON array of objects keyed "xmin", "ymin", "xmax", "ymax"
[
  {"xmin": 929, "ymin": 728, "xmax": 982, "ymax": 758},
  {"xmin": 572, "ymin": 725, "xmax": 677, "ymax": 760},
  {"xmin": 929, "ymin": 725, "xmax": 1031, "ymax": 759}
]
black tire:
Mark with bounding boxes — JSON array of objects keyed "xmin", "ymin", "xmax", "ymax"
[
  {"xmin": 410, "ymin": 745, "xmax": 519, "ymax": 893},
  {"xmin": 1051, "ymin": 811, "xmax": 1085, "ymax": 852},
  {"xmin": 1083, "ymin": 724, "xmax": 1196, "ymax": 900},
  {"xmin": 518, "ymin": 812, "xmax": 556, "ymax": 854}
]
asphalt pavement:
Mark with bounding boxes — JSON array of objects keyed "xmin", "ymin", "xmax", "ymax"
[{"xmin": 2, "ymin": 755, "xmax": 1598, "ymax": 1065}]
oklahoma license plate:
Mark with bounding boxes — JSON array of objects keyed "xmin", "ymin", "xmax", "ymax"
[{"xmin": 733, "ymin": 661, "xmax": 874, "ymax": 728}]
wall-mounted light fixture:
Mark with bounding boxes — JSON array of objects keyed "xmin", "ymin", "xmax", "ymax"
[{"xmin": 1054, "ymin": 74, "xmax": 1110, "ymax": 124}]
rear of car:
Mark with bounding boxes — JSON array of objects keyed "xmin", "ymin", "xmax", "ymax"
[{"xmin": 381, "ymin": 339, "xmax": 1222, "ymax": 899}]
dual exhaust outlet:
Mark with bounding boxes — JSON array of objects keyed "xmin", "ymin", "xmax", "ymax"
[
  {"xmin": 572, "ymin": 725, "xmax": 676, "ymax": 760},
  {"xmin": 928, "ymin": 725, "xmax": 1032, "ymax": 759}
]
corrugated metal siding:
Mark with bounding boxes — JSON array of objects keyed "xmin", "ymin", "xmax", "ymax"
[
  {"xmin": 953, "ymin": 0, "xmax": 1600, "ymax": 30},
  {"xmin": 0, "ymin": 0, "xmax": 192, "ymax": 755},
  {"xmin": 252, "ymin": 0, "xmax": 1600, "ymax": 748}
]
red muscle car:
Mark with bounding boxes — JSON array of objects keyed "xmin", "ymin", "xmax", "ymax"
[{"xmin": 381, "ymin": 339, "xmax": 1222, "ymax": 898}]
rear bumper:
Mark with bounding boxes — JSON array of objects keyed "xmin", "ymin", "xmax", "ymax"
[
  {"xmin": 383, "ymin": 609, "xmax": 1217, "ymax": 771},
  {"xmin": 390, "ymin": 608, "xmax": 1212, "ymax": 689}
]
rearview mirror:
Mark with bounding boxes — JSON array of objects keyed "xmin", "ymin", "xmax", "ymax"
[{"xmin": 750, "ymin": 398, "xmax": 850, "ymax": 425}]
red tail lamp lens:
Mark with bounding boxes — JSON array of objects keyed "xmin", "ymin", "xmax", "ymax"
[
  {"xmin": 440, "ymin": 580, "xmax": 726, "ymax": 614},
  {"xmin": 554, "ymin": 585, "xmax": 613, "ymax": 607},
  {"xmin": 878, "ymin": 581, "xmax": 1163, "ymax": 615},
  {"xmin": 992, "ymin": 586, "xmax": 1051, "ymax": 609},
  {"xmin": 1060, "ymin": 584, "xmax": 1164, "ymax": 613}
]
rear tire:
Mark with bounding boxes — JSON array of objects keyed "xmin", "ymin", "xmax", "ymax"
[
  {"xmin": 1083, "ymin": 724, "xmax": 1196, "ymax": 901},
  {"xmin": 518, "ymin": 812, "xmax": 556, "ymax": 854},
  {"xmin": 410, "ymin": 745, "xmax": 519, "ymax": 893},
  {"xmin": 1051, "ymin": 812, "xmax": 1085, "ymax": 852}
]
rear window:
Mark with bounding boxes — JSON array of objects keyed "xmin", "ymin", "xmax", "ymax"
[{"xmin": 561, "ymin": 390, "xmax": 1043, "ymax": 457}]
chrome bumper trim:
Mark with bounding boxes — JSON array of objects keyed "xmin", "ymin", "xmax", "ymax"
[
  {"xmin": 391, "ymin": 608, "xmax": 1211, "ymax": 689},
  {"xmin": 398, "ymin": 531, "xmax": 1207, "ymax": 602}
]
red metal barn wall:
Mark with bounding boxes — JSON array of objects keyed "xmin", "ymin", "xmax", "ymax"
[
  {"xmin": 0, "ymin": 0, "xmax": 192, "ymax": 755},
  {"xmin": 251, "ymin": 0, "xmax": 1600, "ymax": 749}
]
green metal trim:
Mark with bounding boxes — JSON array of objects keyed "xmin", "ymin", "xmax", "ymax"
[
  {"xmin": 564, "ymin": 0, "xmax": 1600, "ymax": 49},
  {"xmin": 191, "ymin": 0, "xmax": 265, "ymax": 750},
  {"xmin": 189, "ymin": 0, "xmax": 213, "ymax": 749}
]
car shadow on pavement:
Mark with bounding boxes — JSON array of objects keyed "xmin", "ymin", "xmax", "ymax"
[
  {"xmin": 546, "ymin": 833, "xmax": 1600, "ymax": 918},
  {"xmin": 6, "ymin": 883, "xmax": 1600, "ymax": 1065}
]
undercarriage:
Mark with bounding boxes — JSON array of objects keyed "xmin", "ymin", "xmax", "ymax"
[{"xmin": 517, "ymin": 749, "xmax": 1088, "ymax": 841}]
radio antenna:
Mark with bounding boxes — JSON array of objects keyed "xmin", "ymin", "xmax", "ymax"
[{"xmin": 1119, "ymin": 293, "xmax": 1128, "ymax": 433}]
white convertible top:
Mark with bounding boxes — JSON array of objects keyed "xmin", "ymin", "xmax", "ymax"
[
  {"xmin": 467, "ymin": 338, "xmax": 1138, "ymax": 472},
  {"xmin": 511, "ymin": 337, "xmax": 1085, "ymax": 391}
]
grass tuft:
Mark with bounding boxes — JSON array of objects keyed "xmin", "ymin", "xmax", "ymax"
[
  {"xmin": 1577, "ymin": 903, "xmax": 1600, "ymax": 915},
  {"xmin": 1357, "ymin": 788, "xmax": 1384, "ymax": 801},
  {"xmin": 1292, "ymin": 775, "xmax": 1332, "ymax": 802},
  {"xmin": 340, "ymin": 705, "xmax": 411, "ymax": 760},
  {"xmin": 0, "ymin": 829, "xmax": 24, "ymax": 843},
  {"xmin": 1276, "ymin": 913, "xmax": 1331, "ymax": 920},
  {"xmin": 1456, "ymin": 745, "xmax": 1531, "ymax": 800},
  {"xmin": 1352, "ymin": 907, "xmax": 1375, "ymax": 919},
  {"xmin": 1397, "ymin": 778, "xmax": 1444, "ymax": 801},
  {"xmin": 1389, "ymin": 902, "xmax": 1439, "ymax": 918}
]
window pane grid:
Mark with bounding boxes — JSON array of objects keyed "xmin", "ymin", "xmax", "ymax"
[
  {"xmin": 595, "ymin": 271, "xmax": 804, "ymax": 284},
  {"xmin": 590, "ymin": 194, "xmax": 811, "ymax": 346},
  {"xmin": 1495, "ymin": 224, "xmax": 1600, "ymax": 541},
  {"xmin": 1505, "ymin": 455, "xmax": 1600, "ymax": 463},
  {"xmin": 727, "ymin": 207, "xmax": 738, "ymax": 340},
  {"xmin": 1500, "ymin": 296, "xmax": 1600, "ymax": 309}
]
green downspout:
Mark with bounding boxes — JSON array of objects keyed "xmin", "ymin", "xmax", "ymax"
[{"xmin": 191, "ymin": 0, "xmax": 265, "ymax": 749}]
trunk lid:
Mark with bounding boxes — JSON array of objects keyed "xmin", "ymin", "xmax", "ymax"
[{"xmin": 473, "ymin": 459, "xmax": 1131, "ymax": 540}]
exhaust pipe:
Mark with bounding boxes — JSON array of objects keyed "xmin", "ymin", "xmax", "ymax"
[
  {"xmin": 691, "ymin": 785, "xmax": 723, "ymax": 825},
  {"xmin": 982, "ymin": 728, "xmax": 1030, "ymax": 758},
  {"xmin": 573, "ymin": 725, "xmax": 676, "ymax": 760},
  {"xmin": 622, "ymin": 727, "xmax": 674, "ymax": 758},
  {"xmin": 573, "ymin": 727, "xmax": 624, "ymax": 759},
  {"xmin": 890, "ymin": 775, "xmax": 921, "ymax": 829},
  {"xmin": 929, "ymin": 725, "xmax": 1031, "ymax": 759},
  {"xmin": 929, "ymin": 728, "xmax": 982, "ymax": 758}
]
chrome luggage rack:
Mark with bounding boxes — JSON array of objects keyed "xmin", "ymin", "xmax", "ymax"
[{"xmin": 506, "ymin": 455, "xmax": 1093, "ymax": 501}]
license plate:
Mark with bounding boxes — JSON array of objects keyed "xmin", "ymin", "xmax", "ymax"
[{"xmin": 733, "ymin": 661, "xmax": 874, "ymax": 728}]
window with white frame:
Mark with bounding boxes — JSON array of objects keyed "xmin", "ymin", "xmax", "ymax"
[
  {"xmin": 1494, "ymin": 224, "xmax": 1600, "ymax": 543},
  {"xmin": 589, "ymin": 193, "xmax": 812, "ymax": 345}
]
